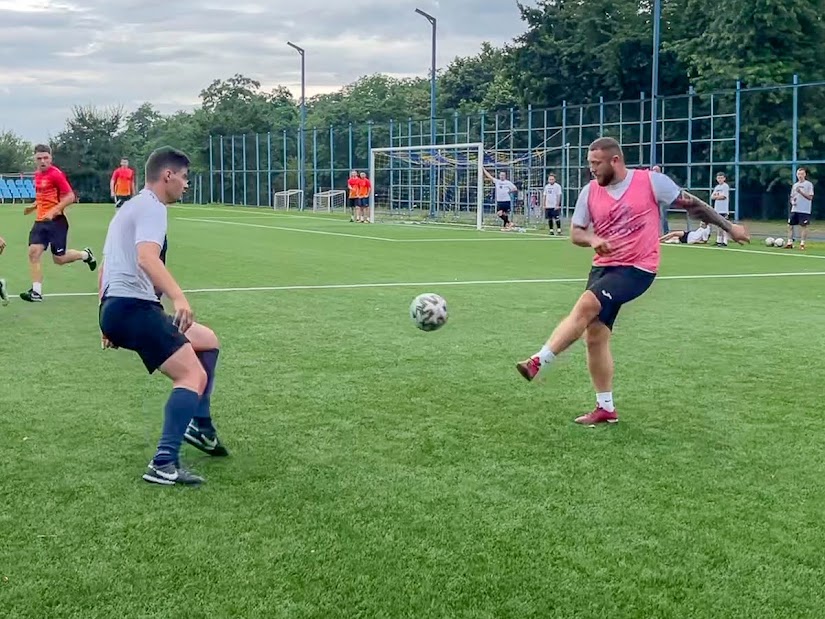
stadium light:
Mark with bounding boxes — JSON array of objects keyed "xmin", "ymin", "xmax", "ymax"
[
  {"xmin": 415, "ymin": 7, "xmax": 437, "ymax": 218},
  {"xmin": 650, "ymin": 0, "xmax": 661, "ymax": 168},
  {"xmin": 287, "ymin": 41, "xmax": 307, "ymax": 204}
]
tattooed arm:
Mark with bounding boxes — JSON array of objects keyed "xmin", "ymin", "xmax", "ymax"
[{"xmin": 673, "ymin": 190, "xmax": 750, "ymax": 244}]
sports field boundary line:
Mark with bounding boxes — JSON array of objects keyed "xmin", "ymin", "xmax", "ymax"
[
  {"xmin": 27, "ymin": 270, "xmax": 825, "ymax": 299},
  {"xmin": 177, "ymin": 217, "xmax": 563, "ymax": 242}
]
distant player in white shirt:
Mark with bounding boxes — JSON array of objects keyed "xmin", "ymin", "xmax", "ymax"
[
  {"xmin": 786, "ymin": 167, "xmax": 814, "ymax": 250},
  {"xmin": 659, "ymin": 222, "xmax": 711, "ymax": 244},
  {"xmin": 541, "ymin": 173, "xmax": 563, "ymax": 235},
  {"xmin": 483, "ymin": 168, "xmax": 517, "ymax": 230},
  {"xmin": 711, "ymin": 171, "xmax": 730, "ymax": 246}
]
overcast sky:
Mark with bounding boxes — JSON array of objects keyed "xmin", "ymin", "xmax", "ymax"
[{"xmin": 0, "ymin": 0, "xmax": 529, "ymax": 142}]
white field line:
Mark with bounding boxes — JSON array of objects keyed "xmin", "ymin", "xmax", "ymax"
[
  {"xmin": 29, "ymin": 270, "xmax": 825, "ymax": 299},
  {"xmin": 177, "ymin": 217, "xmax": 561, "ymax": 242}
]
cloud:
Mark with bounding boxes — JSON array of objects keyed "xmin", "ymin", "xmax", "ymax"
[{"xmin": 0, "ymin": 0, "xmax": 529, "ymax": 141}]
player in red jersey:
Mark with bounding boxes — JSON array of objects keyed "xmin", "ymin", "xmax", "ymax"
[
  {"xmin": 20, "ymin": 144, "xmax": 97, "ymax": 302},
  {"xmin": 357, "ymin": 171, "xmax": 372, "ymax": 223},
  {"xmin": 347, "ymin": 170, "xmax": 359, "ymax": 222},
  {"xmin": 110, "ymin": 157, "xmax": 137, "ymax": 208}
]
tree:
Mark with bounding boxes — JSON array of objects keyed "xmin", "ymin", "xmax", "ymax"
[
  {"xmin": 439, "ymin": 42, "xmax": 518, "ymax": 113},
  {"xmin": 52, "ymin": 105, "xmax": 126, "ymax": 201},
  {"xmin": 0, "ymin": 130, "xmax": 32, "ymax": 173}
]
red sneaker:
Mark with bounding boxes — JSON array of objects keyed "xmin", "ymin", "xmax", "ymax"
[
  {"xmin": 516, "ymin": 356, "xmax": 541, "ymax": 381},
  {"xmin": 574, "ymin": 407, "xmax": 619, "ymax": 427}
]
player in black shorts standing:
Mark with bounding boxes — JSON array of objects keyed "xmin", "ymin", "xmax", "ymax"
[
  {"xmin": 0, "ymin": 233, "xmax": 7, "ymax": 306},
  {"xmin": 483, "ymin": 168, "xmax": 518, "ymax": 230}
]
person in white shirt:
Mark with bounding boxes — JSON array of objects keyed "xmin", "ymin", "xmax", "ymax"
[
  {"xmin": 659, "ymin": 221, "xmax": 711, "ymax": 244},
  {"xmin": 541, "ymin": 173, "xmax": 563, "ymax": 235},
  {"xmin": 786, "ymin": 167, "xmax": 814, "ymax": 250},
  {"xmin": 711, "ymin": 171, "xmax": 730, "ymax": 246},
  {"xmin": 483, "ymin": 168, "xmax": 517, "ymax": 230}
]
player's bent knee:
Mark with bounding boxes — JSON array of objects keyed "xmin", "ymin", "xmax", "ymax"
[
  {"xmin": 185, "ymin": 322, "xmax": 219, "ymax": 351},
  {"xmin": 585, "ymin": 321, "xmax": 611, "ymax": 348},
  {"xmin": 577, "ymin": 290, "xmax": 603, "ymax": 320}
]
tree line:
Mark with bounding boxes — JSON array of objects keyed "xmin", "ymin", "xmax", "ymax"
[{"xmin": 1, "ymin": 0, "xmax": 822, "ymax": 207}]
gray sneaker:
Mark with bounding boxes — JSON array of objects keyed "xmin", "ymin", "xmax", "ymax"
[
  {"xmin": 142, "ymin": 460, "xmax": 204, "ymax": 486},
  {"xmin": 0, "ymin": 279, "xmax": 8, "ymax": 306}
]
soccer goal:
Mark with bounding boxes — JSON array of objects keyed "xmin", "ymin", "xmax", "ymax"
[
  {"xmin": 369, "ymin": 142, "xmax": 485, "ymax": 229},
  {"xmin": 313, "ymin": 189, "xmax": 346, "ymax": 212},
  {"xmin": 273, "ymin": 189, "xmax": 303, "ymax": 210}
]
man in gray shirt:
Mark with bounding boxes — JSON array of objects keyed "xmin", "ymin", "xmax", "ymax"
[
  {"xmin": 786, "ymin": 167, "xmax": 814, "ymax": 250},
  {"xmin": 99, "ymin": 146, "xmax": 227, "ymax": 486}
]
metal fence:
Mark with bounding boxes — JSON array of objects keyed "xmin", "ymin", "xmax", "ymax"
[{"xmin": 206, "ymin": 76, "xmax": 825, "ymax": 221}]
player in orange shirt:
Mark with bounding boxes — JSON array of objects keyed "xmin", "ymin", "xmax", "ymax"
[
  {"xmin": 110, "ymin": 157, "xmax": 137, "ymax": 208},
  {"xmin": 357, "ymin": 171, "xmax": 372, "ymax": 223},
  {"xmin": 347, "ymin": 170, "xmax": 359, "ymax": 222},
  {"xmin": 20, "ymin": 144, "xmax": 97, "ymax": 302}
]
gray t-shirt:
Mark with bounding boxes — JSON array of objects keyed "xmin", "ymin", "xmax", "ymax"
[
  {"xmin": 571, "ymin": 170, "xmax": 682, "ymax": 228},
  {"xmin": 101, "ymin": 189, "xmax": 168, "ymax": 301},
  {"xmin": 791, "ymin": 180, "xmax": 814, "ymax": 214}
]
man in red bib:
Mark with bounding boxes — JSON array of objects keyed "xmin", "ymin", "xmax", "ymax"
[{"xmin": 516, "ymin": 137, "xmax": 749, "ymax": 425}]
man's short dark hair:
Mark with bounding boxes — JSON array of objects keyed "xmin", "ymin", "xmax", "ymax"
[
  {"xmin": 145, "ymin": 146, "xmax": 190, "ymax": 182},
  {"xmin": 589, "ymin": 136, "xmax": 623, "ymax": 158},
  {"xmin": 34, "ymin": 144, "xmax": 51, "ymax": 154}
]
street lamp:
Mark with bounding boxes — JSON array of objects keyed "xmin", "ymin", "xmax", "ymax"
[
  {"xmin": 415, "ymin": 7, "xmax": 437, "ymax": 218},
  {"xmin": 287, "ymin": 41, "xmax": 306, "ymax": 207},
  {"xmin": 650, "ymin": 0, "xmax": 661, "ymax": 168}
]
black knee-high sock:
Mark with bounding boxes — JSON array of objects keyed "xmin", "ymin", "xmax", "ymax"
[{"xmin": 501, "ymin": 214, "xmax": 510, "ymax": 226}]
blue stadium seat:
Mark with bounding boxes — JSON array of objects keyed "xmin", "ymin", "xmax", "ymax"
[
  {"xmin": 15, "ymin": 178, "xmax": 34, "ymax": 199},
  {"xmin": 23, "ymin": 178, "xmax": 35, "ymax": 197},
  {"xmin": 7, "ymin": 180, "xmax": 21, "ymax": 199},
  {"xmin": 0, "ymin": 179, "xmax": 11, "ymax": 200}
]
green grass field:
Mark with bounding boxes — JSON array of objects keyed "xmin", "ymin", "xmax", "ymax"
[{"xmin": 2, "ymin": 203, "xmax": 825, "ymax": 618}]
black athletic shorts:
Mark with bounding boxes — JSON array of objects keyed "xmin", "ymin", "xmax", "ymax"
[
  {"xmin": 788, "ymin": 211, "xmax": 811, "ymax": 226},
  {"xmin": 496, "ymin": 200, "xmax": 512, "ymax": 213},
  {"xmin": 99, "ymin": 296, "xmax": 189, "ymax": 373},
  {"xmin": 348, "ymin": 197, "xmax": 358, "ymax": 208},
  {"xmin": 586, "ymin": 265, "xmax": 656, "ymax": 330},
  {"xmin": 28, "ymin": 216, "xmax": 69, "ymax": 256},
  {"xmin": 115, "ymin": 195, "xmax": 131, "ymax": 208},
  {"xmin": 545, "ymin": 207, "xmax": 560, "ymax": 220}
]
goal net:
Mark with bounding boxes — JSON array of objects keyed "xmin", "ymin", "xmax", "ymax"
[
  {"xmin": 313, "ymin": 189, "xmax": 346, "ymax": 212},
  {"xmin": 368, "ymin": 142, "xmax": 572, "ymax": 230},
  {"xmin": 273, "ymin": 189, "xmax": 303, "ymax": 210},
  {"xmin": 369, "ymin": 142, "xmax": 485, "ymax": 229}
]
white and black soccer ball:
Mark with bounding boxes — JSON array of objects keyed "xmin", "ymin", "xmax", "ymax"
[
  {"xmin": 410, "ymin": 293, "xmax": 448, "ymax": 331},
  {"xmin": 774, "ymin": 237, "xmax": 785, "ymax": 247},
  {"xmin": 765, "ymin": 236, "xmax": 775, "ymax": 247}
]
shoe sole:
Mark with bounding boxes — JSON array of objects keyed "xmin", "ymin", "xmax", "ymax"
[
  {"xmin": 575, "ymin": 419, "xmax": 619, "ymax": 427},
  {"xmin": 515, "ymin": 362, "xmax": 536, "ymax": 381}
]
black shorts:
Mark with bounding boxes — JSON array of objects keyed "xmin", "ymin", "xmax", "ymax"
[
  {"xmin": 496, "ymin": 201, "xmax": 511, "ymax": 213},
  {"xmin": 788, "ymin": 212, "xmax": 811, "ymax": 226},
  {"xmin": 545, "ymin": 208, "xmax": 560, "ymax": 220},
  {"xmin": 586, "ymin": 266, "xmax": 656, "ymax": 330},
  {"xmin": 99, "ymin": 296, "xmax": 189, "ymax": 373},
  {"xmin": 28, "ymin": 216, "xmax": 69, "ymax": 255},
  {"xmin": 678, "ymin": 231, "xmax": 689, "ymax": 244},
  {"xmin": 348, "ymin": 197, "xmax": 358, "ymax": 208},
  {"xmin": 115, "ymin": 195, "xmax": 131, "ymax": 208}
]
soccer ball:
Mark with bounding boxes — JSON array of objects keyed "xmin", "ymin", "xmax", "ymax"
[
  {"xmin": 765, "ymin": 237, "xmax": 775, "ymax": 247},
  {"xmin": 774, "ymin": 237, "xmax": 784, "ymax": 247},
  {"xmin": 410, "ymin": 293, "xmax": 448, "ymax": 331}
]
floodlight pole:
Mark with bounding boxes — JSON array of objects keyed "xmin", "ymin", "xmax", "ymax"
[
  {"xmin": 415, "ymin": 7, "xmax": 437, "ymax": 218},
  {"xmin": 650, "ymin": 0, "xmax": 661, "ymax": 168},
  {"xmin": 287, "ymin": 41, "xmax": 306, "ymax": 207}
]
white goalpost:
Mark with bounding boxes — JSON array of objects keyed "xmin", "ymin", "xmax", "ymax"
[
  {"xmin": 312, "ymin": 189, "xmax": 346, "ymax": 212},
  {"xmin": 369, "ymin": 142, "xmax": 485, "ymax": 230},
  {"xmin": 273, "ymin": 189, "xmax": 304, "ymax": 210}
]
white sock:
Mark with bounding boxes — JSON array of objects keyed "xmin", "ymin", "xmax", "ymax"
[
  {"xmin": 537, "ymin": 345, "xmax": 555, "ymax": 366},
  {"xmin": 81, "ymin": 250, "xmax": 89, "ymax": 261},
  {"xmin": 596, "ymin": 392, "xmax": 615, "ymax": 412},
  {"xmin": 32, "ymin": 282, "xmax": 42, "ymax": 295}
]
